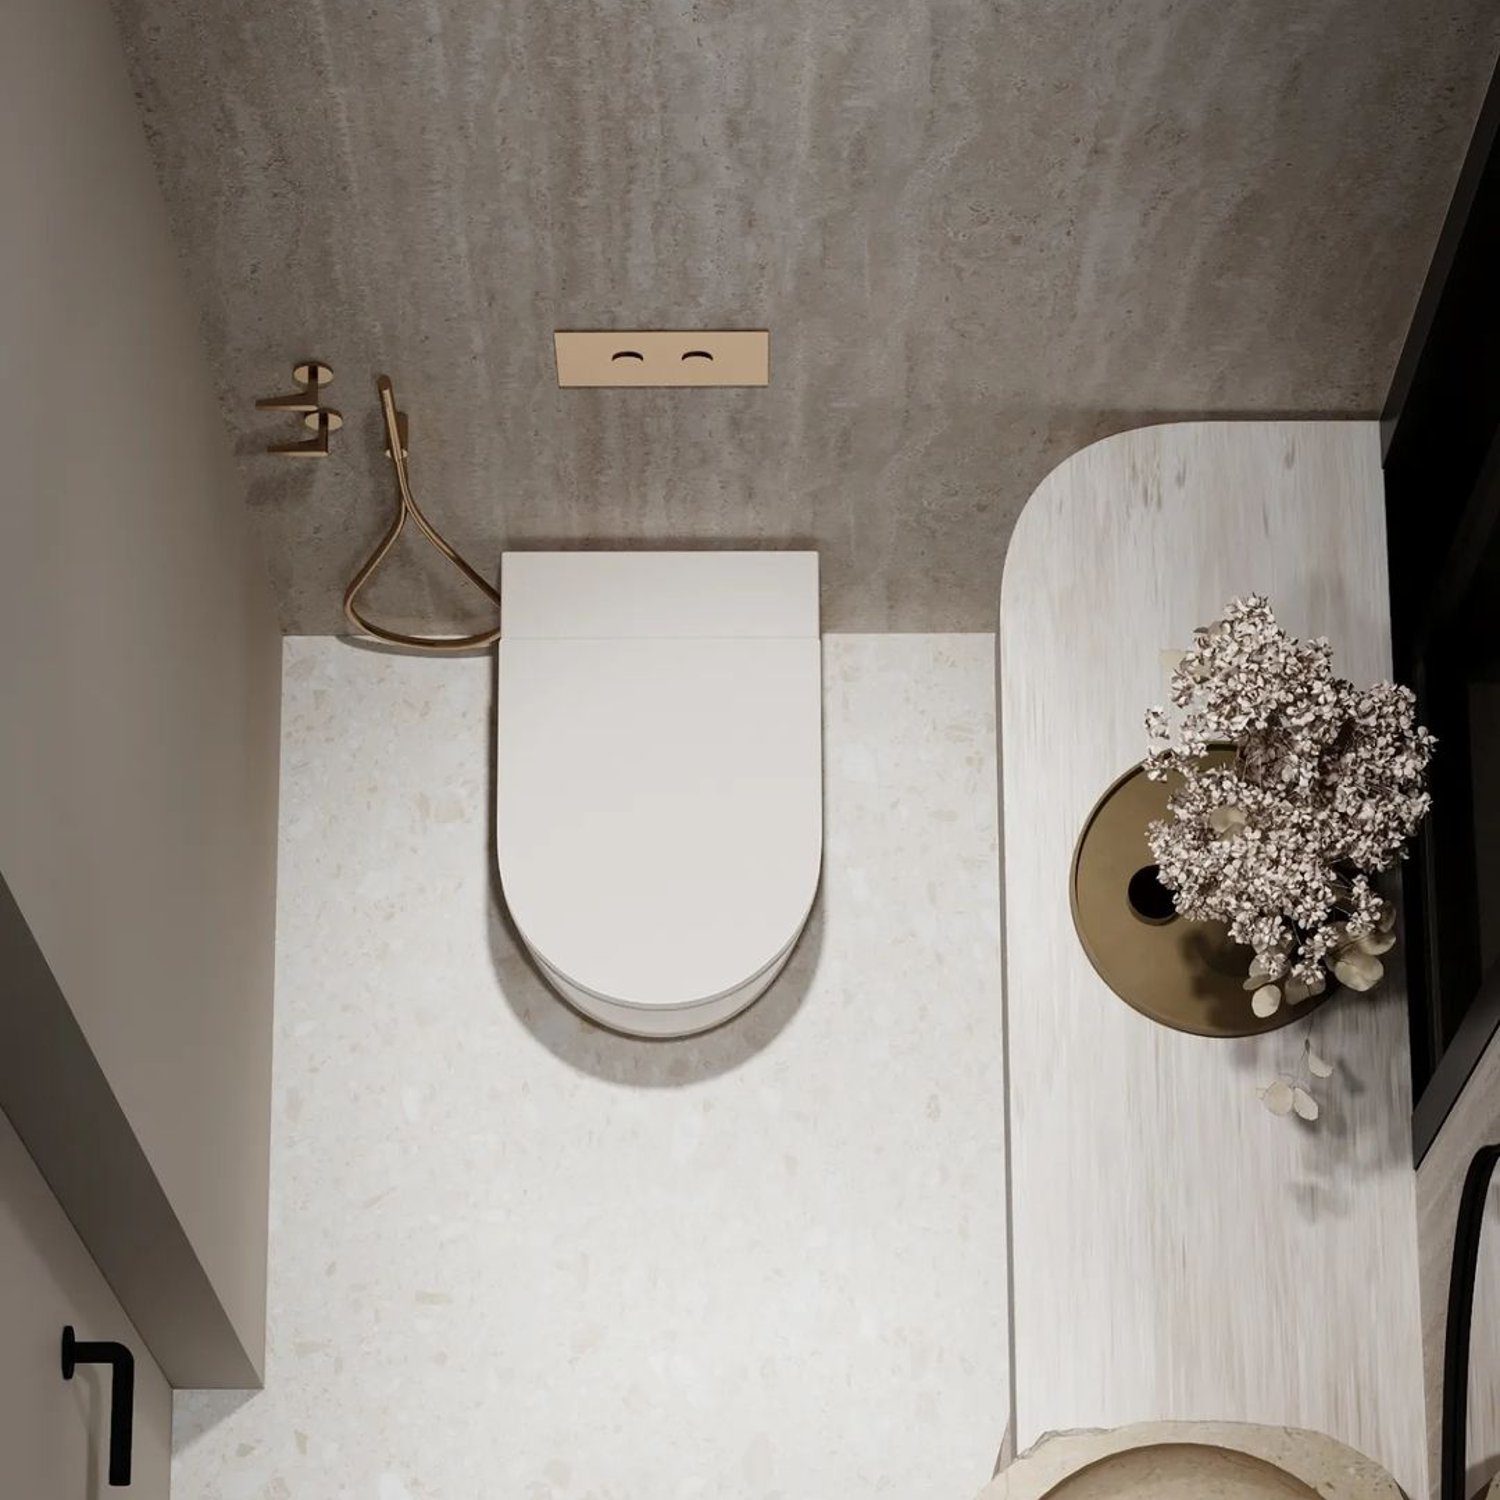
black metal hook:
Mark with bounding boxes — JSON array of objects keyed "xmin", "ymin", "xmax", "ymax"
[{"xmin": 61, "ymin": 1326, "xmax": 134, "ymax": 1487}]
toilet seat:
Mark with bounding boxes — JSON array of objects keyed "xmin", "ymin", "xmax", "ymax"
[{"xmin": 495, "ymin": 553, "xmax": 822, "ymax": 1037}]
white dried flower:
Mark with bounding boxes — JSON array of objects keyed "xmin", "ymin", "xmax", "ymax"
[{"xmin": 1145, "ymin": 595, "xmax": 1434, "ymax": 1005}]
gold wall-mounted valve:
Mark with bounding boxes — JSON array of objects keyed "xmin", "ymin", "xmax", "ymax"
[{"xmin": 256, "ymin": 361, "xmax": 341, "ymax": 456}]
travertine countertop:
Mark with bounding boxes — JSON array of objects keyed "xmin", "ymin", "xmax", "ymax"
[{"xmin": 978, "ymin": 1422, "xmax": 1405, "ymax": 1500}]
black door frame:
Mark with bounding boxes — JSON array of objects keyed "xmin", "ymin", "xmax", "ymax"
[{"xmin": 1382, "ymin": 56, "xmax": 1500, "ymax": 1164}]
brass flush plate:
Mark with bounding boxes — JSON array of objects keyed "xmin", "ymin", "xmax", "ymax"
[{"xmin": 553, "ymin": 330, "xmax": 769, "ymax": 387}]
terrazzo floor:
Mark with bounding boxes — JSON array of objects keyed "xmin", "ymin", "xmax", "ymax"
[{"xmin": 172, "ymin": 633, "xmax": 1008, "ymax": 1500}]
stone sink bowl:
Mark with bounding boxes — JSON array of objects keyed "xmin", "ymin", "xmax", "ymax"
[{"xmin": 976, "ymin": 1422, "xmax": 1406, "ymax": 1500}]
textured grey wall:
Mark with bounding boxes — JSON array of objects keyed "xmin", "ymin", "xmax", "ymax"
[{"xmin": 111, "ymin": 0, "xmax": 1499, "ymax": 633}]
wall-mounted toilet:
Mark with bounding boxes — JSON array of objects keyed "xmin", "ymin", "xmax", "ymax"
[{"xmin": 495, "ymin": 551, "xmax": 823, "ymax": 1037}]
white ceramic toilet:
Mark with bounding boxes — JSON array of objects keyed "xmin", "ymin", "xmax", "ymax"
[{"xmin": 495, "ymin": 551, "xmax": 823, "ymax": 1037}]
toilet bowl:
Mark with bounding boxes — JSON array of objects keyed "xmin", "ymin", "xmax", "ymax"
[{"xmin": 495, "ymin": 551, "xmax": 823, "ymax": 1037}]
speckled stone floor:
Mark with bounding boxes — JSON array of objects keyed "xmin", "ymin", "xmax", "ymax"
[{"xmin": 172, "ymin": 633, "xmax": 1008, "ymax": 1500}]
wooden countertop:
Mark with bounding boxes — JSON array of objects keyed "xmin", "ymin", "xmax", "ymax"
[{"xmin": 999, "ymin": 422, "xmax": 1425, "ymax": 1498}]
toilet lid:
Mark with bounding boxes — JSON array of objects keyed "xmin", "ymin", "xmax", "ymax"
[{"xmin": 496, "ymin": 635, "xmax": 822, "ymax": 1010}]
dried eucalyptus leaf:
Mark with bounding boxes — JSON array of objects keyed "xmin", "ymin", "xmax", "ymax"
[
  {"xmin": 1356, "ymin": 929, "xmax": 1397, "ymax": 956},
  {"xmin": 1292, "ymin": 1087, "xmax": 1320, "ymax": 1122},
  {"xmin": 1307, "ymin": 1051, "xmax": 1334, "ymax": 1079},
  {"xmin": 1251, "ymin": 983, "xmax": 1282, "ymax": 1018},
  {"xmin": 1262, "ymin": 1081, "xmax": 1294, "ymax": 1116},
  {"xmin": 1333, "ymin": 949, "xmax": 1384, "ymax": 992}
]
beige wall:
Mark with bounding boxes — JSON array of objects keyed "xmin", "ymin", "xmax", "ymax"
[
  {"xmin": 0, "ymin": 0, "xmax": 281, "ymax": 1383},
  {"xmin": 1417, "ymin": 1027, "xmax": 1500, "ymax": 1500},
  {"xmin": 0, "ymin": 1106, "xmax": 173, "ymax": 1500}
]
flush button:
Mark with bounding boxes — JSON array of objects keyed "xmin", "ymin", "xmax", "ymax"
[{"xmin": 554, "ymin": 330, "xmax": 769, "ymax": 387}]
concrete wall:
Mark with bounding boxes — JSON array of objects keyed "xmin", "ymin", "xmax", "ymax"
[
  {"xmin": 109, "ymin": 0, "xmax": 1500, "ymax": 637},
  {"xmin": 0, "ymin": 0, "xmax": 282, "ymax": 1386},
  {"xmin": 0, "ymin": 1106, "xmax": 173, "ymax": 1500}
]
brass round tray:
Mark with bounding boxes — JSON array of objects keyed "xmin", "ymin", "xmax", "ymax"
[{"xmin": 1070, "ymin": 753, "xmax": 1328, "ymax": 1038}]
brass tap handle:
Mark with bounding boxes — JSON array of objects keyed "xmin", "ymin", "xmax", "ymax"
[
  {"xmin": 258, "ymin": 361, "xmax": 338, "ymax": 455},
  {"xmin": 268, "ymin": 407, "xmax": 343, "ymax": 458},
  {"xmin": 256, "ymin": 360, "xmax": 332, "ymax": 413}
]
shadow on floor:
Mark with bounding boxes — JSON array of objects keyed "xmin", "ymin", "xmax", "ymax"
[{"xmin": 484, "ymin": 864, "xmax": 824, "ymax": 1089}]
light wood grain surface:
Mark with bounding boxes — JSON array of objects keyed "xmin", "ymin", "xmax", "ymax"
[
  {"xmin": 999, "ymin": 422, "xmax": 1425, "ymax": 1497},
  {"xmin": 1415, "ymin": 1026, "xmax": 1500, "ymax": 1500}
]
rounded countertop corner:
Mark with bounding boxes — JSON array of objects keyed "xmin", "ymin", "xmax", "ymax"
[
  {"xmin": 1001, "ymin": 421, "xmax": 1183, "ymax": 611},
  {"xmin": 998, "ymin": 420, "xmax": 1379, "ymax": 619}
]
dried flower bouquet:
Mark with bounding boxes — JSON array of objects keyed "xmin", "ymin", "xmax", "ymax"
[{"xmin": 1144, "ymin": 595, "xmax": 1434, "ymax": 1022}]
